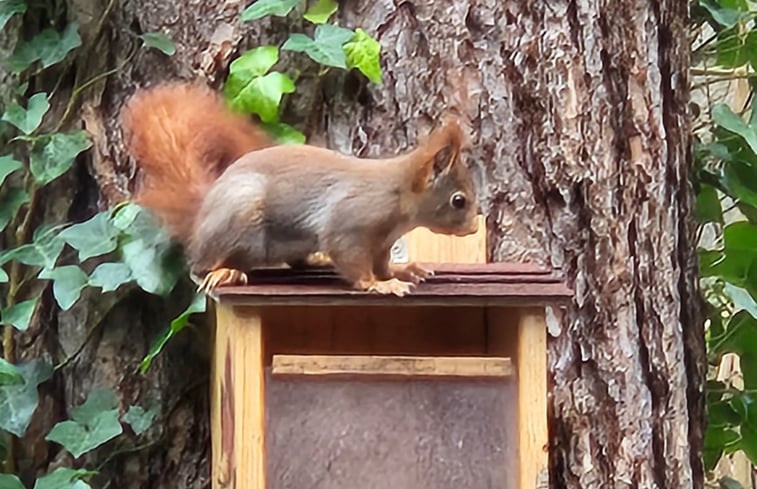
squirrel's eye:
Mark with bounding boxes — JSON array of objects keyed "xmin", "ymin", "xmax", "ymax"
[{"xmin": 450, "ymin": 192, "xmax": 466, "ymax": 209}]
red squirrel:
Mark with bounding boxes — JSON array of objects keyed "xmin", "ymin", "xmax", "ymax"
[{"xmin": 121, "ymin": 82, "xmax": 480, "ymax": 296}]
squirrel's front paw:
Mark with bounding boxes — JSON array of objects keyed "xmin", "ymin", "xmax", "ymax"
[
  {"xmin": 392, "ymin": 263, "xmax": 434, "ymax": 284},
  {"xmin": 198, "ymin": 268, "xmax": 248, "ymax": 293},
  {"xmin": 359, "ymin": 278, "xmax": 415, "ymax": 297}
]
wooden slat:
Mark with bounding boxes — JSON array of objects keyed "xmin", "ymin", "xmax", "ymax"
[
  {"xmin": 271, "ymin": 354, "xmax": 513, "ymax": 378},
  {"xmin": 403, "ymin": 215, "xmax": 488, "ymax": 264},
  {"xmin": 516, "ymin": 308, "xmax": 549, "ymax": 489},
  {"xmin": 212, "ymin": 305, "xmax": 266, "ymax": 489},
  {"xmin": 211, "ymin": 282, "xmax": 572, "ymax": 307}
]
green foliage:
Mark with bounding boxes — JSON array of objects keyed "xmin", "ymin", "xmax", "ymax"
[
  {"xmin": 283, "ymin": 24, "xmax": 355, "ymax": 68},
  {"xmin": 242, "ymin": 0, "xmax": 301, "ymax": 21},
  {"xmin": 33, "ymin": 468, "xmax": 94, "ymax": 489},
  {"xmin": 58, "ymin": 212, "xmax": 119, "ymax": 261},
  {"xmin": 1, "ymin": 298, "xmax": 37, "ymax": 331},
  {"xmin": 30, "ymin": 131, "xmax": 93, "ymax": 185},
  {"xmin": 138, "ymin": 32, "xmax": 176, "ymax": 56},
  {"xmin": 0, "ymin": 474, "xmax": 25, "ymax": 489},
  {"xmin": 0, "ymin": 155, "xmax": 23, "ymax": 187},
  {"xmin": 7, "ymin": 23, "xmax": 81, "ymax": 73},
  {"xmin": 225, "ymin": 46, "xmax": 295, "ymax": 122},
  {"xmin": 88, "ymin": 262, "xmax": 132, "ymax": 293},
  {"xmin": 344, "ymin": 28, "xmax": 382, "ymax": 84},
  {"xmin": 0, "ymin": 0, "xmax": 26, "ymax": 31},
  {"xmin": 38, "ymin": 266, "xmax": 89, "ymax": 311},
  {"xmin": 1, "ymin": 92, "xmax": 49, "ymax": 135},
  {"xmin": 303, "ymin": 0, "xmax": 337, "ymax": 24},
  {"xmin": 140, "ymin": 292, "xmax": 206, "ymax": 373},
  {"xmin": 46, "ymin": 389, "xmax": 123, "ymax": 458},
  {"xmin": 122, "ymin": 405, "xmax": 158, "ymax": 435},
  {"xmin": 0, "ymin": 358, "xmax": 52, "ymax": 437}
]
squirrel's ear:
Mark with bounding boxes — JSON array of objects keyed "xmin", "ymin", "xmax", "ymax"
[{"xmin": 411, "ymin": 144, "xmax": 459, "ymax": 192}]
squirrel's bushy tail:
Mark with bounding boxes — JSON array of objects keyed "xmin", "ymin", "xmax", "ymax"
[{"xmin": 121, "ymin": 82, "xmax": 274, "ymax": 243}]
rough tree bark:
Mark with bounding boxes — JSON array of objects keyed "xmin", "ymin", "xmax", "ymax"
[{"xmin": 3, "ymin": 0, "xmax": 702, "ymax": 488}]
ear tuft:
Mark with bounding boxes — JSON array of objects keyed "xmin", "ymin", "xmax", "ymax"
[{"xmin": 410, "ymin": 113, "xmax": 467, "ymax": 192}]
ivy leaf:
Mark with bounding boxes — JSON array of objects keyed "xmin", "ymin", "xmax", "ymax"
[
  {"xmin": 0, "ymin": 0, "xmax": 26, "ymax": 31},
  {"xmin": 2, "ymin": 92, "xmax": 49, "ymax": 135},
  {"xmin": 0, "ymin": 187, "xmax": 29, "ymax": 231},
  {"xmin": 263, "ymin": 121, "xmax": 306, "ymax": 144},
  {"xmin": 122, "ymin": 405, "xmax": 158, "ymax": 435},
  {"xmin": 0, "ymin": 154, "xmax": 23, "ymax": 187},
  {"xmin": 140, "ymin": 292, "xmax": 206, "ymax": 373},
  {"xmin": 0, "ymin": 226, "xmax": 66, "ymax": 269},
  {"xmin": 120, "ymin": 237, "xmax": 183, "ymax": 296},
  {"xmin": 725, "ymin": 283, "xmax": 757, "ymax": 319},
  {"xmin": 225, "ymin": 71, "xmax": 295, "ymax": 123},
  {"xmin": 39, "ymin": 266, "xmax": 89, "ymax": 311},
  {"xmin": 1, "ymin": 298, "xmax": 37, "ymax": 330},
  {"xmin": 59, "ymin": 212, "xmax": 119, "ymax": 261},
  {"xmin": 704, "ymin": 425, "xmax": 739, "ymax": 470},
  {"xmin": 0, "ymin": 473, "xmax": 25, "ymax": 489},
  {"xmin": 343, "ymin": 28, "xmax": 382, "ymax": 84},
  {"xmin": 138, "ymin": 32, "xmax": 176, "ymax": 56},
  {"xmin": 303, "ymin": 0, "xmax": 337, "ymax": 24},
  {"xmin": 88, "ymin": 262, "xmax": 133, "ymax": 293},
  {"xmin": 241, "ymin": 0, "xmax": 301, "ymax": 21},
  {"xmin": 7, "ymin": 23, "xmax": 81, "ymax": 73},
  {"xmin": 282, "ymin": 25, "xmax": 354, "ymax": 68},
  {"xmin": 0, "ymin": 358, "xmax": 53, "ymax": 436},
  {"xmin": 696, "ymin": 184, "xmax": 723, "ymax": 223},
  {"xmin": 0, "ymin": 267, "xmax": 7, "ymax": 283},
  {"xmin": 712, "ymin": 103, "xmax": 757, "ymax": 155},
  {"xmin": 46, "ymin": 389, "xmax": 123, "ymax": 458},
  {"xmin": 33, "ymin": 468, "xmax": 94, "ymax": 489},
  {"xmin": 30, "ymin": 131, "xmax": 92, "ymax": 185},
  {"xmin": 228, "ymin": 46, "xmax": 278, "ymax": 79},
  {"xmin": 699, "ymin": 0, "xmax": 742, "ymax": 28},
  {"xmin": 722, "ymin": 161, "xmax": 757, "ymax": 209},
  {"xmin": 0, "ymin": 358, "xmax": 23, "ymax": 385}
]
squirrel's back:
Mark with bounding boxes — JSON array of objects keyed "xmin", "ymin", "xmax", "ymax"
[{"xmin": 121, "ymin": 82, "xmax": 274, "ymax": 243}]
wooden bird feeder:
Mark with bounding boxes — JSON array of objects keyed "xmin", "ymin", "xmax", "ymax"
[{"xmin": 208, "ymin": 217, "xmax": 572, "ymax": 489}]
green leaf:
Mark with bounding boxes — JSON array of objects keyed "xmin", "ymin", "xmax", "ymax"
[
  {"xmin": 39, "ymin": 266, "xmax": 89, "ymax": 311},
  {"xmin": 696, "ymin": 184, "xmax": 723, "ymax": 223},
  {"xmin": 120, "ymin": 238, "xmax": 183, "ymax": 296},
  {"xmin": 241, "ymin": 0, "xmax": 301, "ymax": 21},
  {"xmin": 0, "ymin": 358, "xmax": 23, "ymax": 386},
  {"xmin": 716, "ymin": 27, "xmax": 747, "ymax": 68},
  {"xmin": 138, "ymin": 32, "xmax": 176, "ymax": 56},
  {"xmin": 712, "ymin": 103, "xmax": 757, "ymax": 155},
  {"xmin": 263, "ymin": 121, "xmax": 306, "ymax": 144},
  {"xmin": 140, "ymin": 292, "xmax": 206, "ymax": 373},
  {"xmin": 282, "ymin": 25, "xmax": 354, "ymax": 68},
  {"xmin": 724, "ymin": 283, "xmax": 757, "ymax": 318},
  {"xmin": 741, "ymin": 422, "xmax": 757, "ymax": 466},
  {"xmin": 1, "ymin": 92, "xmax": 49, "ymax": 135},
  {"xmin": 0, "ymin": 473, "xmax": 25, "ymax": 489},
  {"xmin": 0, "ymin": 226, "xmax": 65, "ymax": 269},
  {"xmin": 59, "ymin": 212, "xmax": 119, "ymax": 261},
  {"xmin": 0, "ymin": 187, "xmax": 29, "ymax": 232},
  {"xmin": 1, "ymin": 298, "xmax": 37, "ymax": 330},
  {"xmin": 225, "ymin": 71, "xmax": 295, "ymax": 122},
  {"xmin": 303, "ymin": 0, "xmax": 337, "ymax": 24},
  {"xmin": 699, "ymin": 0, "xmax": 742, "ymax": 27},
  {"xmin": 228, "ymin": 46, "xmax": 279, "ymax": 79},
  {"xmin": 0, "ymin": 154, "xmax": 23, "ymax": 187},
  {"xmin": 45, "ymin": 389, "xmax": 123, "ymax": 458},
  {"xmin": 33, "ymin": 468, "xmax": 93, "ymax": 489},
  {"xmin": 722, "ymin": 161, "xmax": 757, "ymax": 209},
  {"xmin": 88, "ymin": 262, "xmax": 133, "ymax": 293},
  {"xmin": 0, "ymin": 0, "xmax": 26, "ymax": 31},
  {"xmin": 0, "ymin": 358, "xmax": 53, "ymax": 436},
  {"xmin": 0, "ymin": 267, "xmax": 7, "ymax": 283},
  {"xmin": 30, "ymin": 131, "xmax": 92, "ymax": 185},
  {"xmin": 122, "ymin": 405, "xmax": 158, "ymax": 435},
  {"xmin": 7, "ymin": 23, "xmax": 81, "ymax": 73},
  {"xmin": 704, "ymin": 425, "xmax": 740, "ymax": 470},
  {"xmin": 343, "ymin": 28, "xmax": 382, "ymax": 84},
  {"xmin": 719, "ymin": 477, "xmax": 745, "ymax": 489}
]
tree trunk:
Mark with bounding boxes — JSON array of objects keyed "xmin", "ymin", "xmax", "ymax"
[{"xmin": 5, "ymin": 0, "xmax": 702, "ymax": 488}]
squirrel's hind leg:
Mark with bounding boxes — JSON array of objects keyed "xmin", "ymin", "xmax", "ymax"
[{"xmin": 197, "ymin": 268, "xmax": 248, "ymax": 293}]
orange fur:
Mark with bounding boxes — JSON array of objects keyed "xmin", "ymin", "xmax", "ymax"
[
  {"xmin": 410, "ymin": 115, "xmax": 468, "ymax": 193},
  {"xmin": 121, "ymin": 82, "xmax": 274, "ymax": 243}
]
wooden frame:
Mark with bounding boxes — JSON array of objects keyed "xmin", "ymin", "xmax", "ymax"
[{"xmin": 209, "ymin": 216, "xmax": 569, "ymax": 489}]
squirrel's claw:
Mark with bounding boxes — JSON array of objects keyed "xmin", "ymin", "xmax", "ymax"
[
  {"xmin": 392, "ymin": 262, "xmax": 434, "ymax": 284},
  {"xmin": 358, "ymin": 278, "xmax": 415, "ymax": 297},
  {"xmin": 198, "ymin": 268, "xmax": 248, "ymax": 294}
]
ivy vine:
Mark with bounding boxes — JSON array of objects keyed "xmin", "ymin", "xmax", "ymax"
[{"xmin": 0, "ymin": 0, "xmax": 382, "ymax": 486}]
